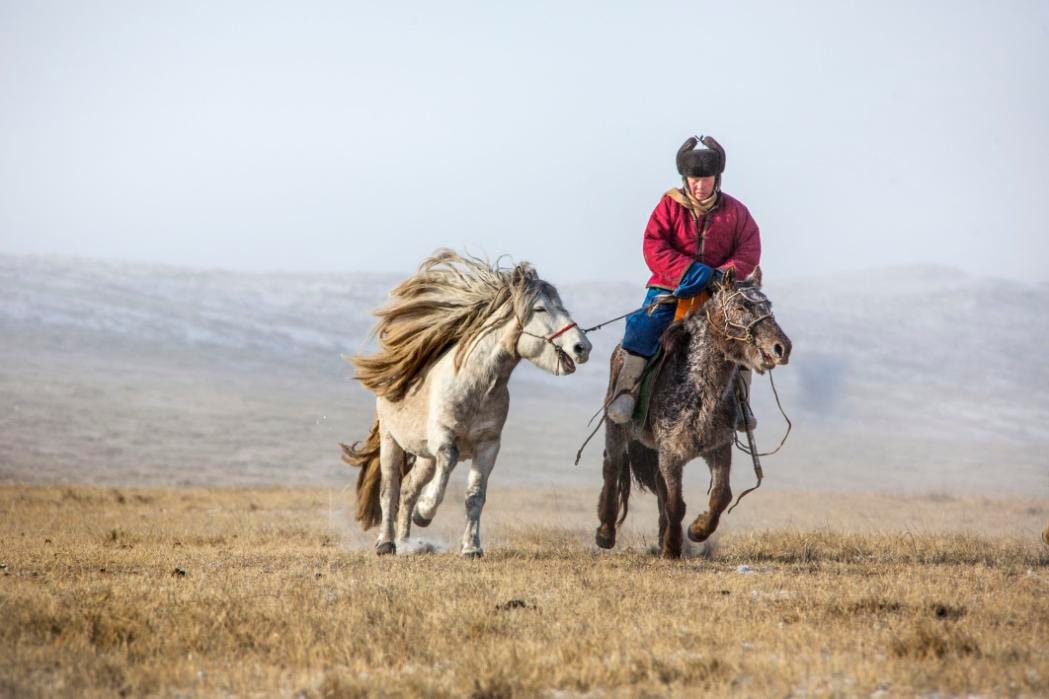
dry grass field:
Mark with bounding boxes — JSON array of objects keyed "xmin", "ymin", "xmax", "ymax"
[{"xmin": 1, "ymin": 485, "xmax": 1048, "ymax": 698}]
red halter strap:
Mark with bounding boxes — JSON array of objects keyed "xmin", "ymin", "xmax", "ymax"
[{"xmin": 546, "ymin": 322, "xmax": 578, "ymax": 342}]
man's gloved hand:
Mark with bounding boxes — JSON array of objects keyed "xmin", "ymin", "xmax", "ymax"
[{"xmin": 674, "ymin": 263, "xmax": 724, "ymax": 298}]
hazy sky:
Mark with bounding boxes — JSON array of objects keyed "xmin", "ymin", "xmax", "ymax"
[{"xmin": 2, "ymin": 1, "xmax": 1047, "ymax": 284}]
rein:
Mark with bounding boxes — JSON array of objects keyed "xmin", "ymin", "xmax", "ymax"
[
  {"xmin": 579, "ymin": 295, "xmax": 677, "ymax": 334},
  {"xmin": 725, "ymin": 368, "xmax": 792, "ymax": 514}
]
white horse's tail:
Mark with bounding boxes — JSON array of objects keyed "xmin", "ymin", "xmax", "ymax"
[
  {"xmin": 340, "ymin": 415, "xmax": 413, "ymax": 531},
  {"xmin": 341, "ymin": 416, "xmax": 384, "ymax": 530}
]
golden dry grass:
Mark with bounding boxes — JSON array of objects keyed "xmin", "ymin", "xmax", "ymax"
[{"xmin": 1, "ymin": 485, "xmax": 1048, "ymax": 697}]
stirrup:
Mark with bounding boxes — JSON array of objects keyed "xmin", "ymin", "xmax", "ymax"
[
  {"xmin": 735, "ymin": 403, "xmax": 757, "ymax": 432},
  {"xmin": 606, "ymin": 391, "xmax": 636, "ymax": 424}
]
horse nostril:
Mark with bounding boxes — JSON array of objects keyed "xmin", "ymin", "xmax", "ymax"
[
  {"xmin": 573, "ymin": 342, "xmax": 588, "ymax": 357},
  {"xmin": 773, "ymin": 343, "xmax": 784, "ymax": 358}
]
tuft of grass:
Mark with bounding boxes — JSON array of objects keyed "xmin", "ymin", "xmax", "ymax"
[
  {"xmin": 722, "ymin": 528, "xmax": 1049, "ymax": 567},
  {"xmin": 891, "ymin": 623, "xmax": 981, "ymax": 659}
]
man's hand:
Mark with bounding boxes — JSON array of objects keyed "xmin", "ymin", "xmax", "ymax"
[{"xmin": 674, "ymin": 263, "xmax": 723, "ymax": 298}]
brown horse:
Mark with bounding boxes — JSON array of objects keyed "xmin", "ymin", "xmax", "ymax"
[{"xmin": 595, "ymin": 268, "xmax": 792, "ymax": 558}]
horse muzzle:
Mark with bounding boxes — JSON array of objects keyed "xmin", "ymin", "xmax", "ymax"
[
  {"xmin": 760, "ymin": 336, "xmax": 791, "ymax": 368},
  {"xmin": 571, "ymin": 339, "xmax": 591, "ymax": 364},
  {"xmin": 558, "ymin": 351, "xmax": 577, "ymax": 375}
]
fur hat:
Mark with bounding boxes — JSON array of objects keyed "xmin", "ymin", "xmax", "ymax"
[{"xmin": 676, "ymin": 135, "xmax": 726, "ymax": 178}]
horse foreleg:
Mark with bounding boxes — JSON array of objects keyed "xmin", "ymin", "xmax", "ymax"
[
  {"xmin": 688, "ymin": 444, "xmax": 732, "ymax": 543},
  {"xmin": 460, "ymin": 440, "xmax": 499, "ymax": 558},
  {"xmin": 595, "ymin": 435, "xmax": 629, "ymax": 549},
  {"xmin": 413, "ymin": 433, "xmax": 458, "ymax": 526},
  {"xmin": 658, "ymin": 456, "xmax": 686, "ymax": 559},
  {"xmin": 376, "ymin": 429, "xmax": 405, "ymax": 556},
  {"xmin": 396, "ymin": 457, "xmax": 435, "ymax": 542}
]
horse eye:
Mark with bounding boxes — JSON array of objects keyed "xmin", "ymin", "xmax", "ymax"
[
  {"xmin": 742, "ymin": 300, "xmax": 755, "ymax": 311},
  {"xmin": 533, "ymin": 307, "xmax": 547, "ymax": 314}
]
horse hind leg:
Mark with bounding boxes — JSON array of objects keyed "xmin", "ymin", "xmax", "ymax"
[
  {"xmin": 375, "ymin": 428, "xmax": 406, "ymax": 556},
  {"xmin": 688, "ymin": 444, "xmax": 732, "ymax": 544},
  {"xmin": 595, "ymin": 422, "xmax": 630, "ymax": 549},
  {"xmin": 396, "ymin": 457, "xmax": 435, "ymax": 542}
]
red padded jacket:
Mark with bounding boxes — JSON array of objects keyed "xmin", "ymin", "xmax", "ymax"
[{"xmin": 642, "ymin": 190, "xmax": 761, "ymax": 289}]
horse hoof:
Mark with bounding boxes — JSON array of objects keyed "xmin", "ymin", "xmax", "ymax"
[
  {"xmin": 376, "ymin": 541, "xmax": 396, "ymax": 556},
  {"xmin": 462, "ymin": 549, "xmax": 484, "ymax": 559},
  {"xmin": 412, "ymin": 510, "xmax": 432, "ymax": 528},
  {"xmin": 594, "ymin": 527, "xmax": 616, "ymax": 550},
  {"xmin": 688, "ymin": 515, "xmax": 715, "ymax": 543}
]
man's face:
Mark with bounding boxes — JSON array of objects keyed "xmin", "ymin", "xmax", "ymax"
[{"xmin": 686, "ymin": 176, "xmax": 716, "ymax": 200}]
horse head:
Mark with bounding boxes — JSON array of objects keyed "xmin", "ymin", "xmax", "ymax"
[
  {"xmin": 515, "ymin": 278, "xmax": 592, "ymax": 376},
  {"xmin": 703, "ymin": 266, "xmax": 791, "ymax": 374}
]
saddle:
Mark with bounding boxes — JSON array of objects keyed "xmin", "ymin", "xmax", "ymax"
[{"xmin": 630, "ymin": 347, "xmax": 666, "ymax": 433}]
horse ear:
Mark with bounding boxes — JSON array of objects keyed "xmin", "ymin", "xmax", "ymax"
[
  {"xmin": 721, "ymin": 267, "xmax": 736, "ymax": 287},
  {"xmin": 746, "ymin": 265, "xmax": 762, "ymax": 288},
  {"xmin": 512, "ymin": 262, "xmax": 537, "ymax": 284}
]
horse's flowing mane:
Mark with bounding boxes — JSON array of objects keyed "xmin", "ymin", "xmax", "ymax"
[{"xmin": 352, "ymin": 249, "xmax": 550, "ymax": 402}]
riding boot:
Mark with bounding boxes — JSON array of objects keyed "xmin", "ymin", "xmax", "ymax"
[
  {"xmin": 735, "ymin": 367, "xmax": 757, "ymax": 432},
  {"xmin": 606, "ymin": 352, "xmax": 648, "ymax": 424}
]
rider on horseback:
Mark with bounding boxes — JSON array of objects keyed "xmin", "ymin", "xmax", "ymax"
[{"xmin": 606, "ymin": 135, "xmax": 762, "ymax": 429}]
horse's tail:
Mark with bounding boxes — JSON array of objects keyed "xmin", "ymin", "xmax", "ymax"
[
  {"xmin": 339, "ymin": 416, "xmax": 388, "ymax": 531},
  {"xmin": 341, "ymin": 416, "xmax": 415, "ymax": 531},
  {"xmin": 627, "ymin": 441, "xmax": 662, "ymax": 495},
  {"xmin": 607, "ymin": 439, "xmax": 660, "ymax": 527}
]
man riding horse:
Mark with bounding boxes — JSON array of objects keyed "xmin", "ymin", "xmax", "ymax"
[{"xmin": 606, "ymin": 135, "xmax": 761, "ymax": 429}]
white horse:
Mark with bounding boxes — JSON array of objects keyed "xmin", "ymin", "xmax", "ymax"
[{"xmin": 342, "ymin": 250, "xmax": 592, "ymax": 557}]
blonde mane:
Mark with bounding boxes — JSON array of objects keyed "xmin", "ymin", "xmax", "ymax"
[{"xmin": 352, "ymin": 249, "xmax": 551, "ymax": 402}]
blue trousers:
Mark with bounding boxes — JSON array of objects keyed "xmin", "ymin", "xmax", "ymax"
[{"xmin": 622, "ymin": 287, "xmax": 676, "ymax": 357}]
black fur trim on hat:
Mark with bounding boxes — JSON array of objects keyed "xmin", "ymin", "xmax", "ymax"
[{"xmin": 676, "ymin": 135, "xmax": 726, "ymax": 178}]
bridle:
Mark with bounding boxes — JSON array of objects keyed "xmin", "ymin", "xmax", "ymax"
[
  {"xmin": 517, "ymin": 320, "xmax": 579, "ymax": 376},
  {"xmin": 705, "ymin": 286, "xmax": 775, "ymax": 345},
  {"xmin": 702, "ymin": 284, "xmax": 789, "ymax": 514}
]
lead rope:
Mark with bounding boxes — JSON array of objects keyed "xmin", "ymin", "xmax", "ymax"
[
  {"xmin": 518, "ymin": 293, "xmax": 673, "ymax": 380},
  {"xmin": 726, "ymin": 368, "xmax": 792, "ymax": 514},
  {"xmin": 579, "ymin": 294, "xmax": 677, "ymax": 335},
  {"xmin": 733, "ymin": 368, "xmax": 791, "ymax": 458}
]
